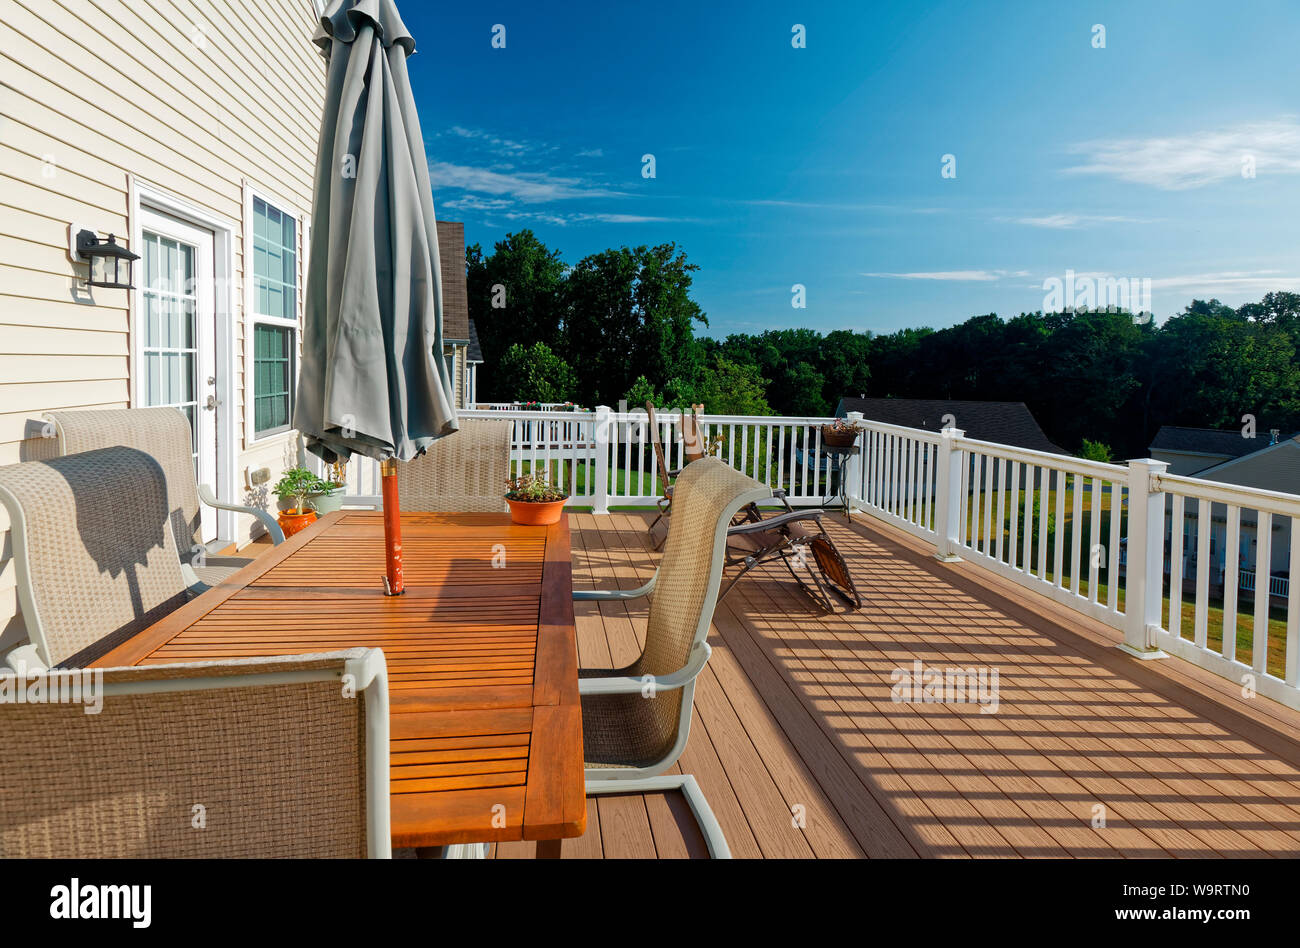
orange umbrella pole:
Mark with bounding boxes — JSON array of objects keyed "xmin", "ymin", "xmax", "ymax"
[{"xmin": 381, "ymin": 458, "xmax": 404, "ymax": 596}]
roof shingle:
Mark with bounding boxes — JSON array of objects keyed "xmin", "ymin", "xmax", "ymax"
[
  {"xmin": 835, "ymin": 396, "xmax": 1067, "ymax": 454},
  {"xmin": 436, "ymin": 220, "xmax": 468, "ymax": 342},
  {"xmin": 1149, "ymin": 426, "xmax": 1269, "ymax": 460}
]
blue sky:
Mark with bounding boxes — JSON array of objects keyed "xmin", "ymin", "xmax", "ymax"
[{"xmin": 400, "ymin": 0, "xmax": 1300, "ymax": 338}]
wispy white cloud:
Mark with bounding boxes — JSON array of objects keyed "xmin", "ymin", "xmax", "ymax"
[
  {"xmin": 441, "ymin": 194, "xmax": 681, "ymax": 227},
  {"xmin": 1064, "ymin": 117, "xmax": 1300, "ymax": 190},
  {"xmin": 429, "ymin": 161, "xmax": 623, "ymax": 203},
  {"xmin": 441, "ymin": 126, "xmax": 542, "ymax": 156},
  {"xmin": 1005, "ymin": 213, "xmax": 1154, "ymax": 229},
  {"xmin": 862, "ymin": 269, "xmax": 1030, "ymax": 282},
  {"xmin": 576, "ymin": 148, "xmax": 605, "ymax": 158},
  {"xmin": 745, "ymin": 199, "xmax": 946, "ymax": 214},
  {"xmin": 1148, "ymin": 270, "xmax": 1300, "ymax": 293}
]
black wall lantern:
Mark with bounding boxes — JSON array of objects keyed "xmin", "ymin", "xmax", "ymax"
[{"xmin": 73, "ymin": 229, "xmax": 140, "ymax": 289}]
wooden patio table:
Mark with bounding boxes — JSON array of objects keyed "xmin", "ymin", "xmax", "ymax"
[{"xmin": 91, "ymin": 510, "xmax": 587, "ymax": 856}]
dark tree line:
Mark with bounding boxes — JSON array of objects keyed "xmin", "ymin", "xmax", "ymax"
[{"xmin": 466, "ymin": 230, "xmax": 1300, "ymax": 457}]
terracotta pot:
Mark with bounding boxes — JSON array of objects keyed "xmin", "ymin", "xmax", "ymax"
[
  {"xmin": 506, "ymin": 496, "xmax": 567, "ymax": 526},
  {"xmin": 278, "ymin": 508, "xmax": 318, "ymax": 537}
]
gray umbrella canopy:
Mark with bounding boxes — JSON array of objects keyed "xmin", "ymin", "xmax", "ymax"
[{"xmin": 295, "ymin": 0, "xmax": 458, "ymax": 464}]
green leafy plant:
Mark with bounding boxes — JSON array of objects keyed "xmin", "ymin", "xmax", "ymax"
[
  {"xmin": 318, "ymin": 459, "xmax": 348, "ymax": 491},
  {"xmin": 273, "ymin": 467, "xmax": 328, "ymax": 515},
  {"xmin": 1078, "ymin": 439, "xmax": 1114, "ymax": 463},
  {"xmin": 824, "ymin": 418, "xmax": 863, "ymax": 435},
  {"xmin": 505, "ymin": 471, "xmax": 568, "ymax": 503}
]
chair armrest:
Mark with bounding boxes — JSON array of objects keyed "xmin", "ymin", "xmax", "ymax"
[
  {"xmin": 578, "ymin": 641, "xmax": 711, "ymax": 695},
  {"xmin": 727, "ymin": 509, "xmax": 822, "ymax": 536},
  {"xmin": 573, "ymin": 578, "xmax": 655, "ymax": 602},
  {"xmin": 198, "ymin": 484, "xmax": 285, "ymax": 544},
  {"xmin": 4, "ymin": 642, "xmax": 47, "ymax": 673}
]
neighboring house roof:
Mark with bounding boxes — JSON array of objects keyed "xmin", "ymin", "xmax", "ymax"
[
  {"xmin": 1149, "ymin": 426, "xmax": 1263, "ymax": 461},
  {"xmin": 835, "ymin": 397, "xmax": 1067, "ymax": 454},
  {"xmin": 1193, "ymin": 435, "xmax": 1300, "ymax": 495},
  {"xmin": 467, "ymin": 319, "xmax": 483, "ymax": 364},
  {"xmin": 436, "ymin": 220, "xmax": 469, "ymax": 343}
]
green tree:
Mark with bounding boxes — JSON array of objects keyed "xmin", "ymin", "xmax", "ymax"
[
  {"xmin": 623, "ymin": 375, "xmax": 660, "ymax": 410},
  {"xmin": 561, "ymin": 243, "xmax": 707, "ymax": 406},
  {"xmin": 1078, "ymin": 439, "xmax": 1114, "ymax": 462},
  {"xmin": 496, "ymin": 341, "xmax": 577, "ymax": 403},
  {"xmin": 466, "ymin": 230, "xmax": 568, "ymax": 399},
  {"xmin": 664, "ymin": 354, "xmax": 771, "ymax": 417}
]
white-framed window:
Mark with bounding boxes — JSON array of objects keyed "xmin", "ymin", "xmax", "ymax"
[{"xmin": 248, "ymin": 192, "xmax": 300, "ymax": 440}]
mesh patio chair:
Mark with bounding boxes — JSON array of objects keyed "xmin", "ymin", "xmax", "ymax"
[
  {"xmin": 576, "ymin": 457, "xmax": 771, "ymax": 858},
  {"xmin": 0, "ymin": 648, "xmax": 390, "ymax": 858},
  {"xmin": 724, "ymin": 492, "xmax": 862, "ymax": 611},
  {"xmin": 395, "ymin": 418, "xmax": 512, "ymax": 512},
  {"xmin": 45, "ymin": 408, "xmax": 284, "ymax": 590},
  {"xmin": 0, "ymin": 447, "xmax": 194, "ymax": 671},
  {"xmin": 645, "ymin": 403, "xmax": 706, "ymax": 548},
  {"xmin": 644, "ymin": 403, "xmax": 861, "ymax": 611}
]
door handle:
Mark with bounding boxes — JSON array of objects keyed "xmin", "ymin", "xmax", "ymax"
[{"xmin": 204, "ymin": 394, "xmax": 218, "ymax": 411}]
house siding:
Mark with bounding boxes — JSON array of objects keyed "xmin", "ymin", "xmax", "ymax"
[
  {"xmin": 0, "ymin": 0, "xmax": 325, "ymax": 651},
  {"xmin": 1200, "ymin": 440, "xmax": 1300, "ymax": 497}
]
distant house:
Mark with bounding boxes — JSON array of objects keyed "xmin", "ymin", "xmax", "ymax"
[
  {"xmin": 1148, "ymin": 426, "xmax": 1299, "ymax": 598},
  {"xmin": 834, "ymin": 397, "xmax": 1068, "ymax": 455},
  {"xmin": 435, "ymin": 220, "xmax": 473, "ymax": 410},
  {"xmin": 466, "ymin": 319, "xmax": 484, "ymax": 406},
  {"xmin": 1149, "ymin": 426, "xmax": 1266, "ymax": 476}
]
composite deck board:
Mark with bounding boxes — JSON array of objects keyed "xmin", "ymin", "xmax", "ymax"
[
  {"xmin": 545, "ymin": 510, "xmax": 1300, "ymax": 858},
  {"xmin": 852, "ymin": 532, "xmax": 1299, "ymax": 856}
]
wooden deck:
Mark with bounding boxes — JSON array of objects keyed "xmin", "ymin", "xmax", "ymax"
[{"xmin": 489, "ymin": 510, "xmax": 1300, "ymax": 858}]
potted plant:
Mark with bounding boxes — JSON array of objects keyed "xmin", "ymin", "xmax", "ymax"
[
  {"xmin": 273, "ymin": 467, "xmax": 325, "ymax": 537},
  {"xmin": 504, "ymin": 471, "xmax": 568, "ymax": 526},
  {"xmin": 821, "ymin": 418, "xmax": 862, "ymax": 448},
  {"xmin": 309, "ymin": 459, "xmax": 348, "ymax": 516}
]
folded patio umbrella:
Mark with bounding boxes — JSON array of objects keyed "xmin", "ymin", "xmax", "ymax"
[{"xmin": 295, "ymin": 0, "xmax": 458, "ymax": 594}]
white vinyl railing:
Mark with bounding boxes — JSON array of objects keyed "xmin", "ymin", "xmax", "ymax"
[
  {"xmin": 846, "ymin": 416, "xmax": 1300, "ymax": 711},
  {"xmin": 1148, "ymin": 473, "xmax": 1300, "ymax": 706},
  {"xmin": 340, "ymin": 407, "xmax": 843, "ymax": 511},
  {"xmin": 335, "ymin": 404, "xmax": 1300, "ymax": 710}
]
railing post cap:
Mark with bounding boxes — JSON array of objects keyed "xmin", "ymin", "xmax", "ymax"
[
  {"xmin": 1126, "ymin": 457, "xmax": 1168, "ymax": 470},
  {"xmin": 941, "ymin": 427, "xmax": 965, "ymax": 439}
]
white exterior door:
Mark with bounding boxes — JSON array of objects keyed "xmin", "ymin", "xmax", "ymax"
[{"xmin": 138, "ymin": 208, "xmax": 219, "ymax": 542}]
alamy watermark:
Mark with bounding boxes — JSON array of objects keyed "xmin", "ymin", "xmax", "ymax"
[
  {"xmin": 1042, "ymin": 269, "xmax": 1152, "ymax": 322},
  {"xmin": 890, "ymin": 659, "xmax": 1000, "ymax": 713},
  {"xmin": 0, "ymin": 663, "xmax": 104, "ymax": 714}
]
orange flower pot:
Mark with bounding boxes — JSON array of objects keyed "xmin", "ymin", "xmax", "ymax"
[
  {"xmin": 278, "ymin": 508, "xmax": 318, "ymax": 537},
  {"xmin": 506, "ymin": 497, "xmax": 567, "ymax": 526}
]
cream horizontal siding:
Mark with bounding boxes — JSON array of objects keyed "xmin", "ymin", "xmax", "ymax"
[
  {"xmin": 1202, "ymin": 442, "xmax": 1300, "ymax": 496},
  {"xmin": 0, "ymin": 0, "xmax": 324, "ymax": 652}
]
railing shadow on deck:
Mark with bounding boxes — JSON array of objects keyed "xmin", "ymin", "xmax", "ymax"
[{"xmin": 576, "ymin": 510, "xmax": 1300, "ymax": 857}]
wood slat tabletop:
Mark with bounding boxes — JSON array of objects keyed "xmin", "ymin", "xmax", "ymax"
[{"xmin": 91, "ymin": 510, "xmax": 587, "ymax": 849}]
